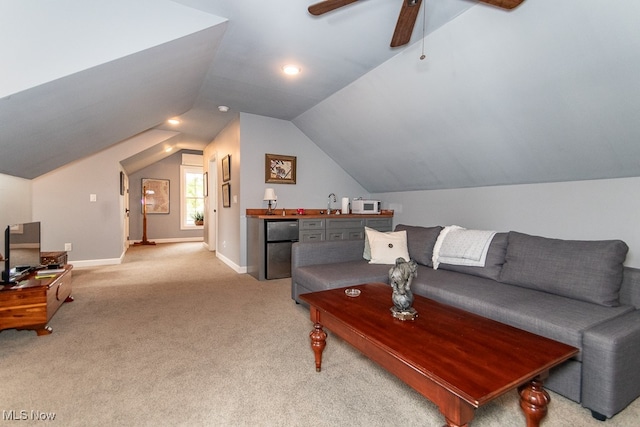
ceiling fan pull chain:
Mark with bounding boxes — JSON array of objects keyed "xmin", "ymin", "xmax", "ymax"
[{"xmin": 420, "ymin": 0, "xmax": 427, "ymax": 60}]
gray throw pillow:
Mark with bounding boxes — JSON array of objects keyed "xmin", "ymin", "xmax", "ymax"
[
  {"xmin": 499, "ymin": 231, "xmax": 628, "ymax": 307},
  {"xmin": 394, "ymin": 224, "xmax": 442, "ymax": 267},
  {"xmin": 439, "ymin": 232, "xmax": 508, "ymax": 281}
]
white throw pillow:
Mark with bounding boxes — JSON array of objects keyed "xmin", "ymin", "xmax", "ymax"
[{"xmin": 365, "ymin": 228, "xmax": 410, "ymax": 265}]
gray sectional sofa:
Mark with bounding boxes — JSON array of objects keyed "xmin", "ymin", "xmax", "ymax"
[{"xmin": 291, "ymin": 224, "xmax": 640, "ymax": 421}]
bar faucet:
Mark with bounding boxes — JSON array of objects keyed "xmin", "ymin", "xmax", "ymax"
[{"xmin": 327, "ymin": 193, "xmax": 336, "ymax": 215}]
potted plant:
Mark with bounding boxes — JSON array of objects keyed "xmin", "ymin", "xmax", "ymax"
[{"xmin": 192, "ymin": 211, "xmax": 204, "ymax": 226}]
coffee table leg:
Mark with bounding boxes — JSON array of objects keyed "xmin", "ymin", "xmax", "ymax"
[
  {"xmin": 518, "ymin": 376, "xmax": 550, "ymax": 427},
  {"xmin": 310, "ymin": 323, "xmax": 327, "ymax": 372}
]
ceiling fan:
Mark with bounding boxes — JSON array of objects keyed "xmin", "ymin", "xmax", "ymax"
[{"xmin": 308, "ymin": 0, "xmax": 525, "ymax": 48}]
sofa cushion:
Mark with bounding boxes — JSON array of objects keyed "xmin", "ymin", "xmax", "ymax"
[
  {"xmin": 394, "ymin": 224, "xmax": 442, "ymax": 267},
  {"xmin": 295, "ymin": 260, "xmax": 391, "ymax": 292},
  {"xmin": 438, "ymin": 232, "xmax": 508, "ymax": 281},
  {"xmin": 365, "ymin": 228, "xmax": 410, "ymax": 265},
  {"xmin": 413, "ymin": 267, "xmax": 634, "ymax": 360},
  {"xmin": 499, "ymin": 232, "xmax": 629, "ymax": 307}
]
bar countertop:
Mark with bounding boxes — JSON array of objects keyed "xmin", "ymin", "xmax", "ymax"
[{"xmin": 246, "ymin": 209, "xmax": 394, "ymax": 220}]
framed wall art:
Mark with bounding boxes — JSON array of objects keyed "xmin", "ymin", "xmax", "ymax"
[
  {"xmin": 222, "ymin": 155, "xmax": 231, "ymax": 182},
  {"xmin": 265, "ymin": 153, "xmax": 296, "ymax": 184},
  {"xmin": 119, "ymin": 171, "xmax": 125, "ymax": 196},
  {"xmin": 203, "ymin": 172, "xmax": 208, "ymax": 197},
  {"xmin": 141, "ymin": 178, "xmax": 170, "ymax": 214},
  {"xmin": 222, "ymin": 183, "xmax": 231, "ymax": 208}
]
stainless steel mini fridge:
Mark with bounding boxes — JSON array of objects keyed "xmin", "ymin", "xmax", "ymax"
[{"xmin": 265, "ymin": 220, "xmax": 299, "ymax": 279}]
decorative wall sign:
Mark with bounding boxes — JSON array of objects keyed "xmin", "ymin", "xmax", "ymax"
[
  {"xmin": 222, "ymin": 155, "xmax": 231, "ymax": 182},
  {"xmin": 141, "ymin": 178, "xmax": 170, "ymax": 214},
  {"xmin": 222, "ymin": 183, "xmax": 231, "ymax": 208},
  {"xmin": 265, "ymin": 153, "xmax": 296, "ymax": 184}
]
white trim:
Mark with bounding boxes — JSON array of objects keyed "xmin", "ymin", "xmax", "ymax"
[
  {"xmin": 127, "ymin": 237, "xmax": 204, "ymax": 245},
  {"xmin": 180, "ymin": 164, "xmax": 204, "ymax": 230},
  {"xmin": 216, "ymin": 251, "xmax": 247, "ymax": 274}
]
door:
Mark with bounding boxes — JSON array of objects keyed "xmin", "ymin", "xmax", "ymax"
[
  {"xmin": 207, "ymin": 157, "xmax": 217, "ymax": 251},
  {"xmin": 123, "ymin": 172, "xmax": 130, "ymax": 249}
]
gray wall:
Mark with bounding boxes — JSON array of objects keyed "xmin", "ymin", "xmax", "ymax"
[
  {"xmin": 374, "ymin": 176, "xmax": 640, "ymax": 268},
  {"xmin": 204, "ymin": 113, "xmax": 369, "ymax": 271},
  {"xmin": 129, "ymin": 149, "xmax": 204, "ymax": 242},
  {"xmin": 30, "ymin": 130, "xmax": 180, "ymax": 264}
]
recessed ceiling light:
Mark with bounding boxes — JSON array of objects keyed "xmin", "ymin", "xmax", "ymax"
[
  {"xmin": 165, "ymin": 147, "xmax": 173, "ymax": 153},
  {"xmin": 282, "ymin": 65, "xmax": 301, "ymax": 76},
  {"xmin": 167, "ymin": 119, "xmax": 180, "ymax": 125},
  {"xmin": 218, "ymin": 105, "xmax": 230, "ymax": 112}
]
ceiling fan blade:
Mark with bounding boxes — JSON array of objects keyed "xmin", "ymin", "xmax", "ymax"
[
  {"xmin": 390, "ymin": 0, "xmax": 423, "ymax": 48},
  {"xmin": 477, "ymin": 0, "xmax": 525, "ymax": 10},
  {"xmin": 308, "ymin": 0, "xmax": 359, "ymax": 16}
]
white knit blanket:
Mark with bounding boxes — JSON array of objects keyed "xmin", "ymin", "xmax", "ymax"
[{"xmin": 432, "ymin": 225, "xmax": 497, "ymax": 269}]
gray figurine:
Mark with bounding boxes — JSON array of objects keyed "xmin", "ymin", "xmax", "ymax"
[{"xmin": 389, "ymin": 257, "xmax": 418, "ymax": 320}]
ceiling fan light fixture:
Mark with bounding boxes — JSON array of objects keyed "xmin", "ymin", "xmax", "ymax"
[{"xmin": 282, "ymin": 64, "xmax": 301, "ymax": 76}]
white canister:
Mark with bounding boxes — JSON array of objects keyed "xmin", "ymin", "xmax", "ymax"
[{"xmin": 341, "ymin": 197, "xmax": 350, "ymax": 214}]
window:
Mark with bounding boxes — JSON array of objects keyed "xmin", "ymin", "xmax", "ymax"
[{"xmin": 181, "ymin": 165, "xmax": 204, "ymax": 229}]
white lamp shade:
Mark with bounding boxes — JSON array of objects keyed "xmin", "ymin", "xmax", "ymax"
[{"xmin": 263, "ymin": 188, "xmax": 277, "ymax": 201}]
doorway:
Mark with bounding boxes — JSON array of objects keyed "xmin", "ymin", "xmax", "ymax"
[
  {"xmin": 122, "ymin": 171, "xmax": 130, "ymax": 250},
  {"xmin": 207, "ymin": 156, "xmax": 218, "ymax": 251}
]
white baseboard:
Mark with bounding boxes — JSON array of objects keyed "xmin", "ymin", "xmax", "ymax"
[
  {"xmin": 216, "ymin": 251, "xmax": 247, "ymax": 274},
  {"xmin": 72, "ymin": 239, "xmax": 206, "ymax": 268},
  {"xmin": 70, "ymin": 257, "xmax": 123, "ymax": 268},
  {"xmin": 127, "ymin": 237, "xmax": 204, "ymax": 245}
]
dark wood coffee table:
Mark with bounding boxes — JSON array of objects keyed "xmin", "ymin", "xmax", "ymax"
[{"xmin": 299, "ymin": 283, "xmax": 578, "ymax": 427}]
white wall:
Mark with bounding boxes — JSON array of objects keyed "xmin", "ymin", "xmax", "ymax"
[
  {"xmin": 374, "ymin": 176, "xmax": 640, "ymax": 268},
  {"xmin": 0, "ymin": 173, "xmax": 32, "ymax": 257}
]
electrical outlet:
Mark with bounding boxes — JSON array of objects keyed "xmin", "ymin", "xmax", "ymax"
[{"xmin": 64, "ymin": 243, "xmax": 72, "ymax": 251}]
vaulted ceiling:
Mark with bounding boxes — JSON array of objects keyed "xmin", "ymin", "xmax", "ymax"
[{"xmin": 2, "ymin": 0, "xmax": 639, "ymax": 192}]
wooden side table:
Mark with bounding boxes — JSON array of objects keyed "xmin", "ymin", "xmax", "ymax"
[{"xmin": 0, "ymin": 265, "xmax": 73, "ymax": 335}]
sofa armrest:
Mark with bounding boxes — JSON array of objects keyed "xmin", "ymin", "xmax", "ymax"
[
  {"xmin": 292, "ymin": 240, "xmax": 365, "ymax": 269},
  {"xmin": 581, "ymin": 309, "xmax": 640, "ymax": 418}
]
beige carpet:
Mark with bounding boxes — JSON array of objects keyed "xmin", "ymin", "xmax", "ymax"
[{"xmin": 1, "ymin": 242, "xmax": 638, "ymax": 426}]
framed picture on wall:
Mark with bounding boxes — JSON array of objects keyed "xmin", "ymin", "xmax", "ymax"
[
  {"xmin": 222, "ymin": 155, "xmax": 231, "ymax": 182},
  {"xmin": 119, "ymin": 171, "xmax": 125, "ymax": 196},
  {"xmin": 141, "ymin": 178, "xmax": 170, "ymax": 214},
  {"xmin": 265, "ymin": 153, "xmax": 296, "ymax": 184},
  {"xmin": 222, "ymin": 183, "xmax": 231, "ymax": 208},
  {"xmin": 203, "ymin": 172, "xmax": 208, "ymax": 197}
]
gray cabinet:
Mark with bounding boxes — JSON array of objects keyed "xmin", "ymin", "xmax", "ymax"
[
  {"xmin": 326, "ymin": 218, "xmax": 364, "ymax": 241},
  {"xmin": 249, "ymin": 216, "xmax": 394, "ymax": 281},
  {"xmin": 364, "ymin": 217, "xmax": 393, "ymax": 232},
  {"xmin": 299, "ymin": 218, "xmax": 325, "ymax": 242}
]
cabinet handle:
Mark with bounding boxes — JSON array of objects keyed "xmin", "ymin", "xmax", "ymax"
[{"xmin": 56, "ymin": 282, "xmax": 65, "ymax": 301}]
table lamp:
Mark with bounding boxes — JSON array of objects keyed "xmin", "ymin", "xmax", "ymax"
[{"xmin": 263, "ymin": 188, "xmax": 277, "ymax": 215}]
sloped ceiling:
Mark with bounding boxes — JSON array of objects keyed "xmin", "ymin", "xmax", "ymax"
[
  {"xmin": 1, "ymin": 0, "xmax": 639, "ymax": 192},
  {"xmin": 0, "ymin": 0, "xmax": 227, "ymax": 179},
  {"xmin": 294, "ymin": 0, "xmax": 640, "ymax": 192}
]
